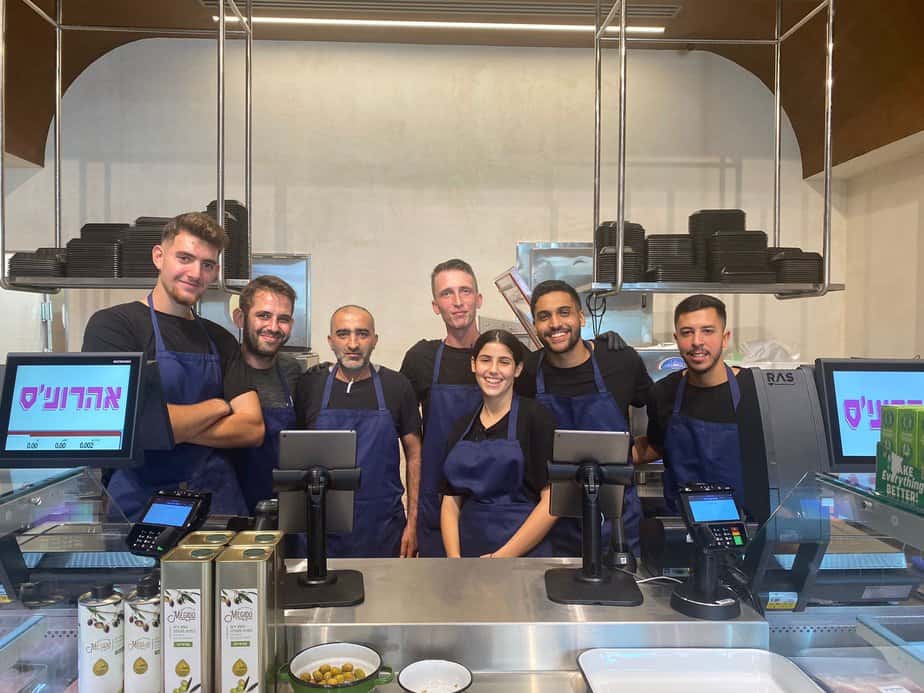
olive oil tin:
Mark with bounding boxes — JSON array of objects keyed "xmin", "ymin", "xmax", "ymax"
[
  {"xmin": 124, "ymin": 576, "xmax": 162, "ymax": 693},
  {"xmin": 229, "ymin": 530, "xmax": 284, "ymax": 547},
  {"xmin": 179, "ymin": 530, "xmax": 237, "ymax": 547},
  {"xmin": 162, "ymin": 545, "xmax": 222, "ymax": 693},
  {"xmin": 229, "ymin": 531, "xmax": 286, "ymax": 667},
  {"xmin": 217, "ymin": 546, "xmax": 276, "ymax": 693},
  {"xmin": 77, "ymin": 585, "xmax": 124, "ymax": 693}
]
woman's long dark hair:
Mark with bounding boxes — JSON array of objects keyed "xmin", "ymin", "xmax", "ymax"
[{"xmin": 471, "ymin": 329, "xmax": 526, "ymax": 365}]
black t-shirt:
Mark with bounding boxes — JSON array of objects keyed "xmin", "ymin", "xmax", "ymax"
[
  {"xmin": 646, "ymin": 367, "xmax": 752, "ymax": 448},
  {"xmin": 516, "ymin": 342, "xmax": 652, "ymax": 422},
  {"xmin": 400, "ymin": 339, "xmax": 475, "ymax": 424},
  {"xmin": 442, "ymin": 396, "xmax": 556, "ymax": 502},
  {"xmin": 224, "ymin": 353, "xmax": 302, "ymax": 410},
  {"xmin": 81, "ymin": 300, "xmax": 249, "ymax": 401},
  {"xmin": 294, "ymin": 365, "xmax": 421, "ymax": 437}
]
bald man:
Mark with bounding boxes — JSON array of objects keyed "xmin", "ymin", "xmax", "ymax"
[{"xmin": 294, "ymin": 305, "xmax": 422, "ymax": 558}]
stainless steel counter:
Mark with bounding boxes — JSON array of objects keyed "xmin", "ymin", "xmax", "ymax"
[{"xmin": 282, "ymin": 558, "xmax": 768, "ymax": 676}]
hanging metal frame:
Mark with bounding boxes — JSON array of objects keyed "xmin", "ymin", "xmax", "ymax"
[
  {"xmin": 592, "ymin": 0, "xmax": 837, "ymax": 300},
  {"xmin": 0, "ymin": 0, "xmax": 253, "ymax": 296}
]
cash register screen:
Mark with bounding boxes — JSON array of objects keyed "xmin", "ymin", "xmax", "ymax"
[
  {"xmin": 0, "ymin": 353, "xmax": 141, "ymax": 461},
  {"xmin": 687, "ymin": 494, "xmax": 740, "ymax": 523},
  {"xmin": 142, "ymin": 497, "xmax": 195, "ymax": 527},
  {"xmin": 816, "ymin": 358, "xmax": 924, "ymax": 471}
]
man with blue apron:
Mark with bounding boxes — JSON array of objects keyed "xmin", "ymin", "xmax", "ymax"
[
  {"xmin": 81, "ymin": 212, "xmax": 263, "ymax": 521},
  {"xmin": 400, "ymin": 259, "xmax": 483, "ymax": 556},
  {"xmin": 640, "ymin": 295, "xmax": 748, "ymax": 515},
  {"xmin": 226, "ymin": 276, "xmax": 302, "ymax": 512},
  {"xmin": 517, "ymin": 280, "xmax": 652, "ymax": 556},
  {"xmin": 296, "ymin": 305, "xmax": 422, "ymax": 557},
  {"xmin": 442, "ymin": 395, "xmax": 558, "ymax": 557}
]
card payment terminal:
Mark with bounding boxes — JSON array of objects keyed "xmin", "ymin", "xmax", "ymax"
[
  {"xmin": 126, "ymin": 490, "xmax": 210, "ymax": 557},
  {"xmin": 678, "ymin": 484, "xmax": 748, "ymax": 550},
  {"xmin": 671, "ymin": 483, "xmax": 749, "ymax": 620}
]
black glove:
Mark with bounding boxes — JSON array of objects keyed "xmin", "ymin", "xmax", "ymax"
[{"xmin": 598, "ymin": 330, "xmax": 628, "ymax": 352}]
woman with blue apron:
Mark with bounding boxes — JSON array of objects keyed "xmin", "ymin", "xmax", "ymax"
[
  {"xmin": 662, "ymin": 365, "xmax": 743, "ymax": 513},
  {"xmin": 535, "ymin": 343, "xmax": 642, "ymax": 556},
  {"xmin": 234, "ymin": 362, "xmax": 297, "ymax": 513},
  {"xmin": 418, "ymin": 342, "xmax": 482, "ymax": 557},
  {"xmin": 314, "ymin": 365, "xmax": 406, "ymax": 557},
  {"xmin": 442, "ymin": 330, "xmax": 557, "ymax": 558},
  {"xmin": 107, "ymin": 295, "xmax": 248, "ymax": 521}
]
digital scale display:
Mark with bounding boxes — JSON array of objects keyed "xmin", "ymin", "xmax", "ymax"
[{"xmin": 4, "ymin": 363, "xmax": 132, "ymax": 452}]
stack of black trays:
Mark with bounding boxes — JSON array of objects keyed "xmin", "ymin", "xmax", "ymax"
[
  {"xmin": 708, "ymin": 230, "xmax": 774, "ymax": 283},
  {"xmin": 768, "ymin": 248, "xmax": 823, "ymax": 283},
  {"xmin": 689, "ymin": 209, "xmax": 745, "ymax": 267},
  {"xmin": 206, "ymin": 200, "xmax": 249, "ymax": 280},
  {"xmin": 66, "ymin": 238, "xmax": 120, "ymax": 278},
  {"xmin": 598, "ymin": 246, "xmax": 645, "ymax": 282},
  {"xmin": 9, "ymin": 248, "xmax": 66, "ymax": 278},
  {"xmin": 80, "ymin": 223, "xmax": 129, "ymax": 244},
  {"xmin": 595, "ymin": 221, "xmax": 645, "ymax": 282},
  {"xmin": 645, "ymin": 234, "xmax": 704, "ymax": 281},
  {"xmin": 120, "ymin": 219, "xmax": 166, "ymax": 278}
]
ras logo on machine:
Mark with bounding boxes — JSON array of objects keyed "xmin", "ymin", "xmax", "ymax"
[{"xmin": 766, "ymin": 372, "xmax": 795, "ymax": 387}]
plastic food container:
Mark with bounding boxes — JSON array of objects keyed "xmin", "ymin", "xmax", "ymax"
[{"xmin": 578, "ymin": 648, "xmax": 823, "ymax": 692}]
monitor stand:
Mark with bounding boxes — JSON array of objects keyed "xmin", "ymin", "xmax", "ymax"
[
  {"xmin": 275, "ymin": 467, "xmax": 364, "ymax": 609},
  {"xmin": 545, "ymin": 462, "xmax": 643, "ymax": 606}
]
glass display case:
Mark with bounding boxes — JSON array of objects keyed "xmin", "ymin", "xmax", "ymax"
[
  {"xmin": 757, "ymin": 472, "xmax": 924, "ymax": 692},
  {"xmin": 0, "ymin": 467, "xmax": 153, "ymax": 691}
]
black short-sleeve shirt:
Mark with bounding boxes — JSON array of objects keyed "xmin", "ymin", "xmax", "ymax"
[
  {"xmin": 223, "ymin": 353, "xmax": 302, "ymax": 409},
  {"xmin": 646, "ymin": 367, "xmax": 752, "ymax": 448},
  {"xmin": 516, "ymin": 341, "xmax": 652, "ymax": 423},
  {"xmin": 400, "ymin": 339, "xmax": 475, "ymax": 424},
  {"xmin": 294, "ymin": 365, "xmax": 421, "ymax": 437},
  {"xmin": 81, "ymin": 300, "xmax": 249, "ymax": 401},
  {"xmin": 442, "ymin": 396, "xmax": 556, "ymax": 502}
]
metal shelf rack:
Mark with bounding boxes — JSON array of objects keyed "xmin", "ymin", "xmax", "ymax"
[
  {"xmin": 7, "ymin": 277, "xmax": 249, "ymax": 290},
  {"xmin": 592, "ymin": 0, "xmax": 843, "ymax": 300},
  {"xmin": 579, "ymin": 281, "xmax": 846, "ymax": 296},
  {"xmin": 0, "ymin": 0, "xmax": 254, "ymax": 297}
]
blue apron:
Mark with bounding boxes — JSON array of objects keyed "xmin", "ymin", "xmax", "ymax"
[
  {"xmin": 107, "ymin": 295, "xmax": 248, "ymax": 522},
  {"xmin": 234, "ymin": 362, "xmax": 297, "ymax": 513},
  {"xmin": 535, "ymin": 344, "xmax": 641, "ymax": 556},
  {"xmin": 314, "ymin": 366, "xmax": 406, "ymax": 558},
  {"xmin": 443, "ymin": 397, "xmax": 553, "ymax": 558},
  {"xmin": 662, "ymin": 365, "xmax": 743, "ymax": 513},
  {"xmin": 418, "ymin": 342, "xmax": 482, "ymax": 557}
]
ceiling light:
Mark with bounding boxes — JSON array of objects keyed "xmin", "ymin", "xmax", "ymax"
[{"xmin": 212, "ymin": 16, "xmax": 665, "ymax": 34}]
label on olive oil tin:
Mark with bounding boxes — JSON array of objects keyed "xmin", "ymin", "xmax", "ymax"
[
  {"xmin": 77, "ymin": 593, "xmax": 124, "ymax": 693},
  {"xmin": 125, "ymin": 594, "xmax": 162, "ymax": 693},
  {"xmin": 220, "ymin": 588, "xmax": 261, "ymax": 693},
  {"xmin": 164, "ymin": 588, "xmax": 202, "ymax": 693}
]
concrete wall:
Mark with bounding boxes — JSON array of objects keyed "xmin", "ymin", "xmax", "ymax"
[{"xmin": 2, "ymin": 39, "xmax": 846, "ymax": 366}]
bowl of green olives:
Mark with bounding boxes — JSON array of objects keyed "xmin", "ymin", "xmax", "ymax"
[{"xmin": 280, "ymin": 642, "xmax": 394, "ymax": 691}]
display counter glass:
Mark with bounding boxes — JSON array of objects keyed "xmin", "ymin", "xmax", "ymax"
[{"xmin": 0, "ymin": 468, "xmax": 920, "ymax": 691}]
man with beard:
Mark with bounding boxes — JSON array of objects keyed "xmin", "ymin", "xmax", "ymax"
[
  {"xmin": 225, "ymin": 275, "xmax": 302, "ymax": 513},
  {"xmin": 517, "ymin": 280, "xmax": 652, "ymax": 557},
  {"xmin": 638, "ymin": 294, "xmax": 752, "ymax": 515},
  {"xmin": 400, "ymin": 259, "xmax": 484, "ymax": 556},
  {"xmin": 82, "ymin": 212, "xmax": 264, "ymax": 520},
  {"xmin": 295, "ymin": 305, "xmax": 422, "ymax": 557}
]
